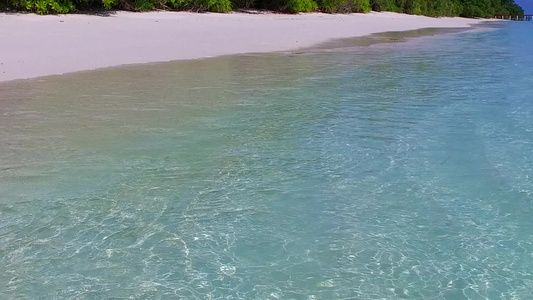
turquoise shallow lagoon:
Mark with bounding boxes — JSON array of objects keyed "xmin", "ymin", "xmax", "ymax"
[{"xmin": 1, "ymin": 22, "xmax": 532, "ymax": 299}]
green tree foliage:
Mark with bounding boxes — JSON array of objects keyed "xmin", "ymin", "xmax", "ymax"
[
  {"xmin": 255, "ymin": 0, "xmax": 317, "ymax": 12},
  {"xmin": 287, "ymin": 0, "xmax": 318, "ymax": 12},
  {"xmin": 371, "ymin": 0, "xmax": 398, "ymax": 12},
  {"xmin": 8, "ymin": 0, "xmax": 75, "ymax": 13},
  {"xmin": 461, "ymin": 0, "xmax": 493, "ymax": 17},
  {"xmin": 0, "ymin": 0, "xmax": 524, "ymax": 16},
  {"xmin": 318, "ymin": 0, "xmax": 370, "ymax": 13},
  {"xmin": 284, "ymin": 0, "xmax": 318, "ymax": 12},
  {"xmin": 371, "ymin": 0, "xmax": 522, "ymax": 16}
]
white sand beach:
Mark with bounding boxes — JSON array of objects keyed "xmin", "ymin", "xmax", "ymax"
[{"xmin": 0, "ymin": 11, "xmax": 487, "ymax": 82}]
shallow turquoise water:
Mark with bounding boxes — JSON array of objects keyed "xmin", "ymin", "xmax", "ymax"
[{"xmin": 1, "ymin": 23, "xmax": 532, "ymax": 299}]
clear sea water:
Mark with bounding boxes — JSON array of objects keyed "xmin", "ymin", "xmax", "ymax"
[{"xmin": 1, "ymin": 22, "xmax": 532, "ymax": 299}]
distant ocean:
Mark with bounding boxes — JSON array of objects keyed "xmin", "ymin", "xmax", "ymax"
[{"xmin": 1, "ymin": 22, "xmax": 532, "ymax": 299}]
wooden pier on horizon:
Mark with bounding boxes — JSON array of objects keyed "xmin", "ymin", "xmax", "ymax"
[{"xmin": 495, "ymin": 15, "xmax": 533, "ymax": 21}]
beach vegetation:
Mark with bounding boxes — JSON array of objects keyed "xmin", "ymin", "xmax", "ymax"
[
  {"xmin": 255, "ymin": 0, "xmax": 316, "ymax": 12},
  {"xmin": 371, "ymin": 0, "xmax": 399, "ymax": 12},
  {"xmin": 9, "ymin": 0, "xmax": 74, "ymax": 13},
  {"xmin": 286, "ymin": 0, "xmax": 317, "ymax": 12},
  {"xmin": 130, "ymin": 0, "xmax": 155, "ymax": 10},
  {"xmin": 136, "ymin": 0, "xmax": 232, "ymax": 11},
  {"xmin": 101, "ymin": 0, "xmax": 118, "ymax": 9},
  {"xmin": 318, "ymin": 0, "xmax": 371, "ymax": 12},
  {"xmin": 230, "ymin": 0, "xmax": 254, "ymax": 8},
  {"xmin": 200, "ymin": 0, "xmax": 232, "ymax": 12},
  {"xmin": 0, "ymin": 0, "xmax": 523, "ymax": 17}
]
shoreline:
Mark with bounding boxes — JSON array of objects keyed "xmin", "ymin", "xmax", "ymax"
[{"xmin": 0, "ymin": 11, "xmax": 492, "ymax": 82}]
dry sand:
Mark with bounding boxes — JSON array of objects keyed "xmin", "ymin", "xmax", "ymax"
[{"xmin": 0, "ymin": 11, "xmax": 487, "ymax": 82}]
